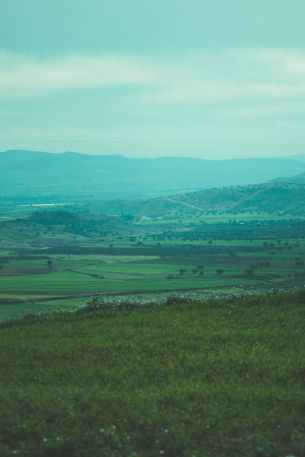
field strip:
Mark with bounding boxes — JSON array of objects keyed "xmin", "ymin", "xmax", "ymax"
[{"xmin": 0, "ymin": 283, "xmax": 266, "ymax": 305}]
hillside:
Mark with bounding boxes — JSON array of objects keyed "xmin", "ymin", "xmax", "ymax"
[
  {"xmin": 175, "ymin": 183, "xmax": 305, "ymax": 214},
  {"xmin": 0, "ymin": 210, "xmax": 127, "ymax": 243},
  {"xmin": 2, "ymin": 150, "xmax": 305, "ymax": 199},
  {"xmin": 276, "ymin": 172, "xmax": 305, "ymax": 185},
  {"xmin": 89, "ymin": 183, "xmax": 305, "ymax": 217},
  {"xmin": 0, "ymin": 292, "xmax": 305, "ymax": 457}
]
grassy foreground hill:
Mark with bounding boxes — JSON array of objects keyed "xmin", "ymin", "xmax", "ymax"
[{"xmin": 1, "ymin": 291, "xmax": 305, "ymax": 457}]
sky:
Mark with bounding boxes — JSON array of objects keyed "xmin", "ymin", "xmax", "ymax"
[{"xmin": 0, "ymin": 0, "xmax": 305, "ymax": 159}]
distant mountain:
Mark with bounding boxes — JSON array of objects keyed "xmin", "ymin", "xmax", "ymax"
[
  {"xmin": 1, "ymin": 150, "xmax": 305, "ymax": 199},
  {"xmin": 284, "ymin": 154, "xmax": 305, "ymax": 162},
  {"xmin": 93, "ymin": 183, "xmax": 305, "ymax": 217}
]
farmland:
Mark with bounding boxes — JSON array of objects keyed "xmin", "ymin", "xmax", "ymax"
[{"xmin": 1, "ymin": 209, "xmax": 305, "ymax": 319}]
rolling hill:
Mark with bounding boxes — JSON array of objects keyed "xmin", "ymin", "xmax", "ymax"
[
  {"xmin": 276, "ymin": 172, "xmax": 305, "ymax": 185},
  {"xmin": 93, "ymin": 183, "xmax": 305, "ymax": 217},
  {"xmin": 0, "ymin": 210, "xmax": 128, "ymax": 242}
]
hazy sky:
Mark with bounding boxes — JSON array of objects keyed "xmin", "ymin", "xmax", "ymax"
[{"xmin": 0, "ymin": 0, "xmax": 305, "ymax": 158}]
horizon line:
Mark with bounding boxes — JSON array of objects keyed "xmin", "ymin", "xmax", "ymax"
[{"xmin": 1, "ymin": 148, "xmax": 304, "ymax": 162}]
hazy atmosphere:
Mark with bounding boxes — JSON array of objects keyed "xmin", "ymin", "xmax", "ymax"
[
  {"xmin": 1, "ymin": 0, "xmax": 305, "ymax": 157},
  {"xmin": 1, "ymin": 3, "xmax": 305, "ymax": 457}
]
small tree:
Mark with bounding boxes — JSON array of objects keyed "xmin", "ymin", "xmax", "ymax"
[{"xmin": 244, "ymin": 267, "xmax": 254, "ymax": 277}]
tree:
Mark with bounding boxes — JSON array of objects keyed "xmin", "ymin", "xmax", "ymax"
[
  {"xmin": 121, "ymin": 214, "xmax": 135, "ymax": 223},
  {"xmin": 216, "ymin": 268, "xmax": 224, "ymax": 275},
  {"xmin": 47, "ymin": 260, "xmax": 53, "ymax": 271},
  {"xmin": 244, "ymin": 267, "xmax": 254, "ymax": 277}
]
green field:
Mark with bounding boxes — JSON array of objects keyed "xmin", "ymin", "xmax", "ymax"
[
  {"xmin": 1, "ymin": 291, "xmax": 304, "ymax": 457},
  {"xmin": 1, "ymin": 211, "xmax": 305, "ymax": 319}
]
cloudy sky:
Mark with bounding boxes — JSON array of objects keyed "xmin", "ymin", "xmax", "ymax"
[{"xmin": 0, "ymin": 0, "xmax": 305, "ymax": 158}]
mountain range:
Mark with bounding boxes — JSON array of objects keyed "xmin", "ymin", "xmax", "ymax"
[{"xmin": 1, "ymin": 150, "xmax": 305, "ymax": 199}]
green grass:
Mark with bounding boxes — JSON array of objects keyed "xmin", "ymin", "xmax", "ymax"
[{"xmin": 0, "ymin": 291, "xmax": 305, "ymax": 457}]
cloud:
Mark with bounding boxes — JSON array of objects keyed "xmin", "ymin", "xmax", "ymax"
[
  {"xmin": 234, "ymin": 48, "xmax": 305, "ymax": 80},
  {"xmin": 1, "ymin": 47, "xmax": 305, "ymax": 112},
  {"xmin": 141, "ymin": 48, "xmax": 305, "ymax": 103},
  {"xmin": 1, "ymin": 48, "xmax": 305, "ymax": 159},
  {"xmin": 0, "ymin": 52, "xmax": 153, "ymax": 98},
  {"xmin": 144, "ymin": 81, "xmax": 305, "ymax": 103},
  {"xmin": 223, "ymin": 102, "xmax": 305, "ymax": 119}
]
